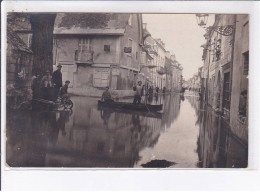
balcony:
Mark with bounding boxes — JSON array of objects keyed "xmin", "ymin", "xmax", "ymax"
[
  {"xmin": 75, "ymin": 50, "xmax": 94, "ymax": 64},
  {"xmin": 149, "ymin": 50, "xmax": 158, "ymax": 56},
  {"xmin": 157, "ymin": 67, "xmax": 166, "ymax": 75}
]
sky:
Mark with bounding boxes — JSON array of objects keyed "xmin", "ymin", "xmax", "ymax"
[{"xmin": 143, "ymin": 14, "xmax": 214, "ymax": 80}]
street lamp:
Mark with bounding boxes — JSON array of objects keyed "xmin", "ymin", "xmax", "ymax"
[
  {"xmin": 196, "ymin": 14, "xmax": 235, "ymax": 36},
  {"xmin": 196, "ymin": 14, "xmax": 209, "ymax": 27}
]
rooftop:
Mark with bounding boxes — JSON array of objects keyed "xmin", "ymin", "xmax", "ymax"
[
  {"xmin": 54, "ymin": 13, "xmax": 131, "ymax": 35},
  {"xmin": 7, "ymin": 27, "xmax": 33, "ymax": 53}
]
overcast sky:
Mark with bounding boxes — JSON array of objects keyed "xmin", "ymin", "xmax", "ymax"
[{"xmin": 143, "ymin": 14, "xmax": 214, "ymax": 80}]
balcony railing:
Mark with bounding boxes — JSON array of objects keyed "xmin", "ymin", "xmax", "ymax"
[
  {"xmin": 75, "ymin": 50, "xmax": 94, "ymax": 64},
  {"xmin": 157, "ymin": 67, "xmax": 166, "ymax": 75}
]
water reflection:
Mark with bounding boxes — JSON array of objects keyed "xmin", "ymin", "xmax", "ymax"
[
  {"xmin": 7, "ymin": 95, "xmax": 181, "ymax": 167},
  {"xmin": 6, "ymin": 94, "xmax": 247, "ymax": 168},
  {"xmin": 186, "ymin": 96, "xmax": 248, "ymax": 168}
]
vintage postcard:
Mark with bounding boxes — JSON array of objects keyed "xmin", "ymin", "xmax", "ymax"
[
  {"xmin": 4, "ymin": 0, "xmax": 260, "ymax": 191},
  {"xmin": 4, "ymin": 11, "xmax": 248, "ymax": 169}
]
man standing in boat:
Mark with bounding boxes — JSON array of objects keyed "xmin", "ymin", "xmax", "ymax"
[
  {"xmin": 101, "ymin": 86, "xmax": 113, "ymax": 103},
  {"xmin": 133, "ymin": 81, "xmax": 144, "ymax": 104}
]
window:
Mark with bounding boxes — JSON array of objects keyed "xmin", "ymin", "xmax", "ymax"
[
  {"xmin": 78, "ymin": 38, "xmax": 92, "ymax": 51},
  {"xmin": 104, "ymin": 45, "xmax": 110, "ymax": 52},
  {"xmin": 76, "ymin": 38, "xmax": 93, "ymax": 62},
  {"xmin": 239, "ymin": 90, "xmax": 247, "ymax": 117},
  {"xmin": 93, "ymin": 68, "xmax": 110, "ymax": 88},
  {"xmin": 215, "ymin": 39, "xmax": 222, "ymax": 61},
  {"xmin": 223, "ymin": 72, "xmax": 231, "ymax": 110},
  {"xmin": 243, "ymin": 51, "xmax": 249, "ymax": 75},
  {"xmin": 128, "ymin": 39, "xmax": 133, "ymax": 53},
  {"xmin": 238, "ymin": 51, "xmax": 249, "ymax": 119}
]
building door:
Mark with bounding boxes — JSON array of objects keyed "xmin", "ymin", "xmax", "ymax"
[{"xmin": 222, "ymin": 72, "xmax": 231, "ymax": 110}]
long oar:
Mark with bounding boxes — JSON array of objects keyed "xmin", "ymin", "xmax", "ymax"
[{"xmin": 141, "ymin": 95, "xmax": 151, "ymax": 112}]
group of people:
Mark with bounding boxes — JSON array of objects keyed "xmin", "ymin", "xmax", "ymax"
[
  {"xmin": 32, "ymin": 64, "xmax": 70, "ymax": 101},
  {"xmin": 101, "ymin": 80, "xmax": 165, "ymax": 105}
]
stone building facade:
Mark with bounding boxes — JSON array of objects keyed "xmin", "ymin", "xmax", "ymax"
[
  {"xmin": 53, "ymin": 13, "xmax": 144, "ymax": 97},
  {"xmin": 154, "ymin": 39, "xmax": 167, "ymax": 90},
  {"xmin": 201, "ymin": 14, "xmax": 249, "ymax": 143},
  {"xmin": 165, "ymin": 53, "xmax": 183, "ymax": 92},
  {"xmin": 230, "ymin": 14, "xmax": 249, "ymax": 143}
]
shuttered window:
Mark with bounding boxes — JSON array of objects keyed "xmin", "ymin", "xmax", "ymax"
[{"xmin": 93, "ymin": 68, "xmax": 110, "ymax": 88}]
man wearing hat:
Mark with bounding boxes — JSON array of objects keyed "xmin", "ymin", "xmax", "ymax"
[
  {"xmin": 101, "ymin": 86, "xmax": 113, "ymax": 103},
  {"xmin": 52, "ymin": 64, "xmax": 63, "ymax": 101},
  {"xmin": 59, "ymin": 80, "xmax": 70, "ymax": 98},
  {"xmin": 133, "ymin": 81, "xmax": 144, "ymax": 104}
]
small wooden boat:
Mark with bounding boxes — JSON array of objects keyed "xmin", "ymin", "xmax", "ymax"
[
  {"xmin": 98, "ymin": 100, "xmax": 163, "ymax": 112},
  {"xmin": 98, "ymin": 105, "xmax": 162, "ymax": 119}
]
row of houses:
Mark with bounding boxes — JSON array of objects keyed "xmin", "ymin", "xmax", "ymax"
[
  {"xmin": 192, "ymin": 14, "xmax": 249, "ymax": 144},
  {"xmin": 185, "ymin": 67, "xmax": 203, "ymax": 93},
  {"xmin": 7, "ymin": 13, "xmax": 183, "ymax": 107},
  {"xmin": 53, "ymin": 13, "xmax": 183, "ymax": 96}
]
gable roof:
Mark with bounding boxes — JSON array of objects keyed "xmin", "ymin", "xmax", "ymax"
[{"xmin": 54, "ymin": 13, "xmax": 131, "ymax": 35}]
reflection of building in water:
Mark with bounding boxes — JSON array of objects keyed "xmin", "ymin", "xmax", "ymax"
[
  {"xmin": 186, "ymin": 96, "xmax": 200, "ymax": 115},
  {"xmin": 195, "ymin": 102, "xmax": 248, "ymax": 168},
  {"xmin": 44, "ymin": 97, "xmax": 163, "ymax": 167},
  {"xmin": 161, "ymin": 94, "xmax": 181, "ymax": 129}
]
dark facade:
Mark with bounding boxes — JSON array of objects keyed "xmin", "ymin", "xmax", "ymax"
[{"xmin": 6, "ymin": 27, "xmax": 33, "ymax": 110}]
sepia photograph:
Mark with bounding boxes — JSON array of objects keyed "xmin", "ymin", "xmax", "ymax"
[{"xmin": 5, "ymin": 11, "xmax": 249, "ymax": 168}]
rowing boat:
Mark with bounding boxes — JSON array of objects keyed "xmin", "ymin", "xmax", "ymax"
[
  {"xmin": 98, "ymin": 100, "xmax": 163, "ymax": 112},
  {"xmin": 98, "ymin": 105, "xmax": 162, "ymax": 119}
]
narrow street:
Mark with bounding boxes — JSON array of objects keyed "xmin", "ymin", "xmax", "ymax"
[{"xmin": 6, "ymin": 94, "xmax": 247, "ymax": 168}]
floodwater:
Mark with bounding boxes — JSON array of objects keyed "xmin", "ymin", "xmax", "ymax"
[{"xmin": 6, "ymin": 94, "xmax": 248, "ymax": 168}]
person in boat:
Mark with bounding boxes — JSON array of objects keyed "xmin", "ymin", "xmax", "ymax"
[
  {"xmin": 101, "ymin": 86, "xmax": 114, "ymax": 103},
  {"xmin": 163, "ymin": 86, "xmax": 166, "ymax": 93},
  {"xmin": 52, "ymin": 64, "xmax": 63, "ymax": 101},
  {"xmin": 133, "ymin": 81, "xmax": 144, "ymax": 104},
  {"xmin": 156, "ymin": 86, "xmax": 159, "ymax": 94},
  {"xmin": 59, "ymin": 80, "xmax": 70, "ymax": 99},
  {"xmin": 41, "ymin": 70, "xmax": 53, "ymax": 100},
  {"xmin": 148, "ymin": 86, "xmax": 153, "ymax": 95}
]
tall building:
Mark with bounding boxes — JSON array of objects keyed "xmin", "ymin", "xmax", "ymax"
[{"xmin": 154, "ymin": 38, "xmax": 167, "ymax": 90}]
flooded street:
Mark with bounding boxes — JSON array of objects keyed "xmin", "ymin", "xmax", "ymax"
[{"xmin": 6, "ymin": 94, "xmax": 247, "ymax": 168}]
